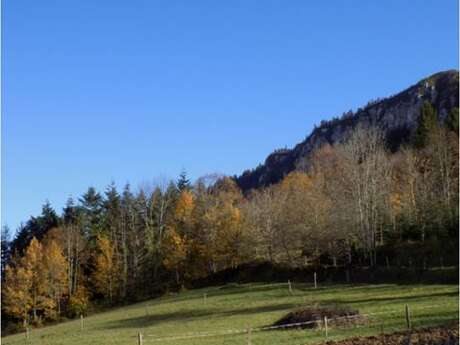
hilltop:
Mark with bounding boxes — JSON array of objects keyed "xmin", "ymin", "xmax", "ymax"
[{"xmin": 235, "ymin": 70, "xmax": 459, "ymax": 191}]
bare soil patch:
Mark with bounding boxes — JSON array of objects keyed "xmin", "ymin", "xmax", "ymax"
[{"xmin": 322, "ymin": 323, "xmax": 459, "ymax": 345}]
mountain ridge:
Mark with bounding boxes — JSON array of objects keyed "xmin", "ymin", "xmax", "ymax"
[{"xmin": 235, "ymin": 70, "xmax": 459, "ymax": 191}]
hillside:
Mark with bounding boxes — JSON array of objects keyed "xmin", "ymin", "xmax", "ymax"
[
  {"xmin": 2, "ymin": 283, "xmax": 458, "ymax": 345},
  {"xmin": 235, "ymin": 70, "xmax": 459, "ymax": 191}
]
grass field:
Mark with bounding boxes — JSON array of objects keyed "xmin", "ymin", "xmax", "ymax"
[{"xmin": 2, "ymin": 283, "xmax": 458, "ymax": 345}]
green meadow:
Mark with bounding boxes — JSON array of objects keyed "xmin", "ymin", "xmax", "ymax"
[{"xmin": 2, "ymin": 283, "xmax": 458, "ymax": 345}]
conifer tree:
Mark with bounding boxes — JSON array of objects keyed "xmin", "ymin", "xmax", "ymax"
[
  {"xmin": 414, "ymin": 101, "xmax": 438, "ymax": 148},
  {"xmin": 177, "ymin": 170, "xmax": 191, "ymax": 192},
  {"xmin": 79, "ymin": 187, "xmax": 103, "ymax": 240},
  {"xmin": 1, "ymin": 225, "xmax": 11, "ymax": 278},
  {"xmin": 446, "ymin": 107, "xmax": 459, "ymax": 134}
]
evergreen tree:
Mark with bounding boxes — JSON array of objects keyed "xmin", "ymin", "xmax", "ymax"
[
  {"xmin": 38, "ymin": 201, "xmax": 59, "ymax": 234},
  {"xmin": 10, "ymin": 202, "xmax": 59, "ymax": 255},
  {"xmin": 413, "ymin": 101, "xmax": 438, "ymax": 148},
  {"xmin": 103, "ymin": 182, "xmax": 121, "ymax": 240},
  {"xmin": 445, "ymin": 107, "xmax": 459, "ymax": 134},
  {"xmin": 63, "ymin": 197, "xmax": 82, "ymax": 225},
  {"xmin": 79, "ymin": 187, "xmax": 103, "ymax": 240},
  {"xmin": 1, "ymin": 225, "xmax": 11, "ymax": 279},
  {"xmin": 177, "ymin": 170, "xmax": 191, "ymax": 192}
]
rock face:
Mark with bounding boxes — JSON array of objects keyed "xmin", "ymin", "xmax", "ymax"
[{"xmin": 235, "ymin": 70, "xmax": 459, "ymax": 192}]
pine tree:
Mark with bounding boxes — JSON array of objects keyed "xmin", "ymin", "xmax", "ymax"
[
  {"xmin": 445, "ymin": 107, "xmax": 459, "ymax": 134},
  {"xmin": 10, "ymin": 202, "xmax": 59, "ymax": 255},
  {"xmin": 177, "ymin": 170, "xmax": 191, "ymax": 192},
  {"xmin": 413, "ymin": 101, "xmax": 438, "ymax": 148},
  {"xmin": 63, "ymin": 197, "xmax": 82, "ymax": 225},
  {"xmin": 79, "ymin": 187, "xmax": 103, "ymax": 240},
  {"xmin": 1, "ymin": 225, "xmax": 11, "ymax": 278}
]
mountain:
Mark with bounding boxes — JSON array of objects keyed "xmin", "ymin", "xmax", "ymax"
[{"xmin": 235, "ymin": 70, "xmax": 459, "ymax": 191}]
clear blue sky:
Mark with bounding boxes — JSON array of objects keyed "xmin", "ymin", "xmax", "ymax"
[{"xmin": 2, "ymin": 1, "xmax": 458, "ymax": 232}]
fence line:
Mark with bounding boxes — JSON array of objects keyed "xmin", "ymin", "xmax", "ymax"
[{"xmin": 140, "ymin": 303, "xmax": 452, "ymax": 343}]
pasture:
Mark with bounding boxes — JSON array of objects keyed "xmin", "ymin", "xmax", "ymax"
[{"xmin": 2, "ymin": 283, "xmax": 458, "ymax": 345}]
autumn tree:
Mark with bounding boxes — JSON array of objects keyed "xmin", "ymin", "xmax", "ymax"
[
  {"xmin": 23, "ymin": 238, "xmax": 55, "ymax": 323},
  {"xmin": 92, "ymin": 235, "xmax": 118, "ymax": 304},
  {"xmin": 2, "ymin": 256, "xmax": 33, "ymax": 327},
  {"xmin": 42, "ymin": 238, "xmax": 68, "ymax": 318},
  {"xmin": 336, "ymin": 126, "xmax": 392, "ymax": 266},
  {"xmin": 67, "ymin": 284, "xmax": 90, "ymax": 317},
  {"xmin": 243, "ymin": 187, "xmax": 280, "ymax": 262},
  {"xmin": 162, "ymin": 227, "xmax": 187, "ymax": 285}
]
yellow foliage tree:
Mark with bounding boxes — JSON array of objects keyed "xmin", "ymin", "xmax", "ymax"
[
  {"xmin": 92, "ymin": 235, "xmax": 118, "ymax": 304},
  {"xmin": 22, "ymin": 238, "xmax": 54, "ymax": 323},
  {"xmin": 162, "ymin": 227, "xmax": 187, "ymax": 285},
  {"xmin": 42, "ymin": 239, "xmax": 68, "ymax": 318},
  {"xmin": 67, "ymin": 284, "xmax": 90, "ymax": 317},
  {"xmin": 175, "ymin": 190, "xmax": 195, "ymax": 233},
  {"xmin": 202, "ymin": 179, "xmax": 247, "ymax": 271},
  {"xmin": 3, "ymin": 237, "xmax": 59, "ymax": 325},
  {"xmin": 2, "ymin": 260, "xmax": 33, "ymax": 327}
]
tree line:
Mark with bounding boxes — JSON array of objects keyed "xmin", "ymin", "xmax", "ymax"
[{"xmin": 2, "ymin": 102, "xmax": 458, "ymax": 331}]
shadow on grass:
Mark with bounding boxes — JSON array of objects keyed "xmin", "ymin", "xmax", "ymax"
[
  {"xmin": 294, "ymin": 284, "xmax": 397, "ymax": 295},
  {"xmin": 102, "ymin": 303, "xmax": 298, "ymax": 330},
  {"xmin": 101, "ymin": 309, "xmax": 211, "ymax": 329},
  {"xmin": 326, "ymin": 290, "xmax": 459, "ymax": 306}
]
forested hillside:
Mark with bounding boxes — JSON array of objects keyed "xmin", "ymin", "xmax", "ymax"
[
  {"xmin": 236, "ymin": 70, "xmax": 459, "ymax": 191},
  {"xmin": 1, "ymin": 72, "xmax": 458, "ymax": 333}
]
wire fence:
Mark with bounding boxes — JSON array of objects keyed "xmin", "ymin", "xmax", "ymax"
[
  {"xmin": 18, "ymin": 282, "xmax": 458, "ymax": 345},
  {"xmin": 136, "ymin": 303, "xmax": 457, "ymax": 344}
]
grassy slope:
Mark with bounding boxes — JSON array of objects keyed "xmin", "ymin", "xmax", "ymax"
[{"xmin": 2, "ymin": 283, "xmax": 458, "ymax": 345}]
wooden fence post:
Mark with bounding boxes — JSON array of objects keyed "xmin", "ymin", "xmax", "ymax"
[
  {"xmin": 405, "ymin": 304, "xmax": 411, "ymax": 329},
  {"xmin": 324, "ymin": 316, "xmax": 328, "ymax": 338},
  {"xmin": 25, "ymin": 327, "xmax": 30, "ymax": 340},
  {"xmin": 138, "ymin": 332, "xmax": 143, "ymax": 345},
  {"xmin": 80, "ymin": 314, "xmax": 84, "ymax": 331},
  {"xmin": 247, "ymin": 326, "xmax": 252, "ymax": 345},
  {"xmin": 314, "ymin": 272, "xmax": 317, "ymax": 289},
  {"xmin": 288, "ymin": 280, "xmax": 292, "ymax": 294}
]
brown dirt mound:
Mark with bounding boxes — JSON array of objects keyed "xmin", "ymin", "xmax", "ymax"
[
  {"xmin": 322, "ymin": 323, "xmax": 459, "ymax": 345},
  {"xmin": 273, "ymin": 306, "xmax": 364, "ymax": 329}
]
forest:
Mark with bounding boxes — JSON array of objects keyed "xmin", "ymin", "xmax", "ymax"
[{"xmin": 1, "ymin": 102, "xmax": 458, "ymax": 332}]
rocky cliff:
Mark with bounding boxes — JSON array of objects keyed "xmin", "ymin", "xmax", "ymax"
[{"xmin": 235, "ymin": 70, "xmax": 459, "ymax": 191}]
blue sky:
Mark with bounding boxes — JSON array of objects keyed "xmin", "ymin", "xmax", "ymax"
[{"xmin": 2, "ymin": 1, "xmax": 458, "ymax": 232}]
